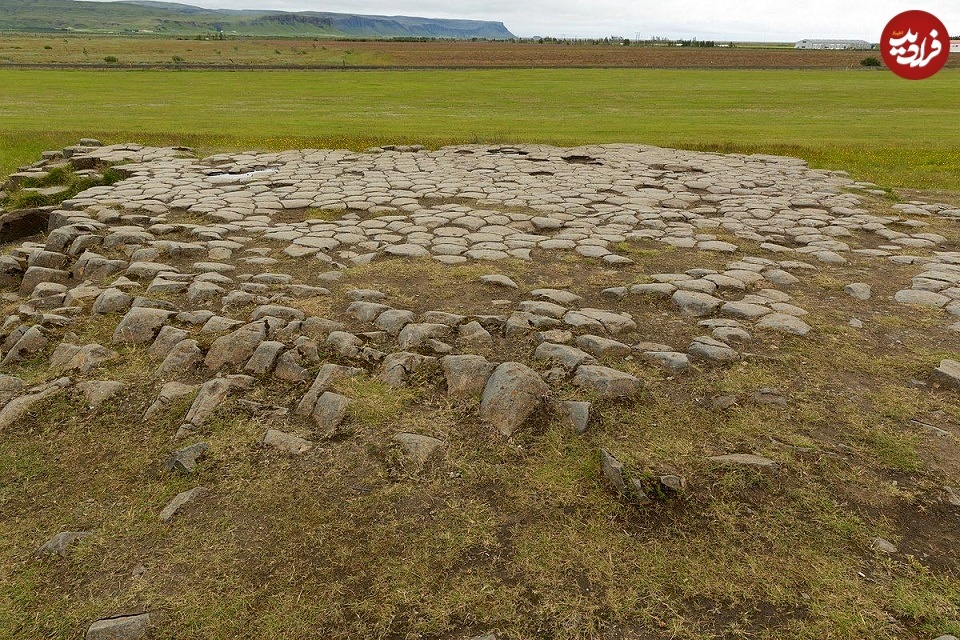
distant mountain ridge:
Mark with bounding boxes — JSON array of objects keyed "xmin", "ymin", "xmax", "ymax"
[{"xmin": 0, "ymin": 0, "xmax": 517, "ymax": 38}]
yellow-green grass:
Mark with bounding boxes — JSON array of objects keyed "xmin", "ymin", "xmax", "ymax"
[{"xmin": 0, "ymin": 68, "xmax": 958, "ymax": 191}]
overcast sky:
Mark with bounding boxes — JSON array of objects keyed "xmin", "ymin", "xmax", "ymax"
[{"xmin": 130, "ymin": 0, "xmax": 960, "ymax": 40}]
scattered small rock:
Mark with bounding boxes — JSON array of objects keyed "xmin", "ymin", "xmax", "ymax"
[
  {"xmin": 708, "ymin": 453, "xmax": 779, "ymax": 471},
  {"xmin": 557, "ymin": 400, "xmax": 590, "ymax": 434},
  {"xmin": 37, "ymin": 530, "xmax": 91, "ymax": 556},
  {"xmin": 932, "ymin": 359, "xmax": 960, "ymax": 388},
  {"xmin": 85, "ymin": 613, "xmax": 151, "ymax": 640},
  {"xmin": 479, "ymin": 274, "xmax": 518, "ymax": 289},
  {"xmin": 159, "ymin": 486, "xmax": 207, "ymax": 522},
  {"xmin": 263, "ymin": 429, "xmax": 314, "ymax": 455},
  {"xmin": 163, "ymin": 442, "xmax": 209, "ymax": 473},
  {"xmin": 393, "ymin": 432, "xmax": 445, "ymax": 462},
  {"xmin": 871, "ymin": 537, "xmax": 898, "ymax": 554},
  {"xmin": 844, "ymin": 282, "xmax": 872, "ymax": 300}
]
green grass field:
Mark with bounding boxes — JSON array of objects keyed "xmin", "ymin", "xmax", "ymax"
[{"xmin": 1, "ymin": 68, "xmax": 958, "ymax": 191}]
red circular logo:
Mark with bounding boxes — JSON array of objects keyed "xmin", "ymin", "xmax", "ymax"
[{"xmin": 881, "ymin": 10, "xmax": 950, "ymax": 80}]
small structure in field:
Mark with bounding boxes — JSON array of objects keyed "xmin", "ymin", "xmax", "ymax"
[
  {"xmin": 951, "ymin": 40, "xmax": 960, "ymax": 53},
  {"xmin": 795, "ymin": 39, "xmax": 873, "ymax": 50}
]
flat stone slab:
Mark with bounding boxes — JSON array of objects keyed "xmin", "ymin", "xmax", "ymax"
[
  {"xmin": 708, "ymin": 453, "xmax": 780, "ymax": 471},
  {"xmin": 572, "ymin": 365, "xmax": 641, "ymax": 398},
  {"xmin": 85, "ymin": 613, "xmax": 151, "ymax": 640}
]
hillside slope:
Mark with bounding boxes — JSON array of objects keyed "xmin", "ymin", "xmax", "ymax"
[{"xmin": 0, "ymin": 0, "xmax": 516, "ymax": 38}]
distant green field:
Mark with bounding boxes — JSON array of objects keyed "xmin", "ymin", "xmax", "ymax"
[{"xmin": 1, "ymin": 68, "xmax": 958, "ymax": 191}]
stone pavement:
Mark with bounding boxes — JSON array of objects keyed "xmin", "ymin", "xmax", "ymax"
[{"xmin": 5, "ymin": 140, "xmax": 960, "ymax": 635}]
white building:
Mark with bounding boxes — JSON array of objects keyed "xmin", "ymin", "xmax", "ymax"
[
  {"xmin": 951, "ymin": 40, "xmax": 960, "ymax": 53},
  {"xmin": 795, "ymin": 39, "xmax": 873, "ymax": 50}
]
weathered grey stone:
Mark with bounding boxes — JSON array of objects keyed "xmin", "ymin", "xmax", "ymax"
[
  {"xmin": 530, "ymin": 288, "xmax": 581, "ymax": 305},
  {"xmin": 567, "ymin": 308, "xmax": 637, "ymax": 335},
  {"xmin": 631, "ymin": 282, "xmax": 677, "ymax": 297},
  {"xmin": 273, "ymin": 351, "xmax": 309, "ymax": 382},
  {"xmin": 572, "ymin": 364, "xmax": 641, "ymax": 398},
  {"xmin": 374, "ymin": 309, "xmax": 416, "ymax": 336},
  {"xmin": 143, "ymin": 382, "xmax": 197, "ymax": 420},
  {"xmin": 112, "ymin": 307, "xmax": 174, "ymax": 344},
  {"xmin": 37, "ymin": 530, "xmax": 91, "ymax": 556},
  {"xmin": 183, "ymin": 377, "xmax": 249, "ymax": 427},
  {"xmin": 201, "ymin": 315, "xmax": 244, "ymax": 334},
  {"xmin": 575, "ymin": 334, "xmax": 632, "ymax": 358},
  {"xmin": 688, "ymin": 336, "xmax": 739, "ymax": 363},
  {"xmin": 0, "ymin": 374, "xmax": 25, "ymax": 405},
  {"xmin": 77, "ymin": 380, "xmax": 125, "ymax": 408},
  {"xmin": 380, "ymin": 351, "xmax": 436, "ymax": 387},
  {"xmin": 384, "ymin": 243, "xmax": 430, "ymax": 258},
  {"xmin": 241, "ymin": 340, "xmax": 284, "ymax": 375},
  {"xmin": 296, "ymin": 364, "xmax": 363, "ymax": 416},
  {"xmin": 164, "ymin": 442, "xmax": 209, "ymax": 473},
  {"xmin": 159, "ymin": 486, "xmax": 207, "ymax": 522},
  {"xmin": 421, "ymin": 311, "xmax": 466, "ymax": 326},
  {"xmin": 480, "ymin": 362, "xmax": 549, "ymax": 436},
  {"xmin": 205, "ymin": 322, "xmax": 266, "ymax": 370},
  {"xmin": 601, "ymin": 286, "xmax": 628, "ymax": 300},
  {"xmin": 599, "ymin": 448, "xmax": 627, "ymax": 492},
  {"xmin": 0, "ymin": 377, "xmax": 71, "ymax": 429},
  {"xmin": 519, "ymin": 300, "xmax": 567, "ymax": 319},
  {"xmin": 871, "ymin": 537, "xmax": 897, "ymax": 554},
  {"xmin": 750, "ymin": 388, "xmax": 788, "ymax": 407},
  {"xmin": 20, "ymin": 266, "xmax": 70, "ymax": 296},
  {"xmin": 393, "ymin": 432, "xmax": 445, "ymax": 462},
  {"xmin": 844, "ymin": 282, "xmax": 872, "ymax": 300},
  {"xmin": 85, "ymin": 613, "xmax": 150, "ymax": 640},
  {"xmin": 0, "ymin": 324, "xmax": 48, "ymax": 366},
  {"xmin": 673, "ymin": 290, "xmax": 723, "ymax": 317},
  {"xmin": 397, "ymin": 323, "xmax": 450, "ymax": 350},
  {"xmin": 708, "ymin": 453, "xmax": 779, "ymax": 471},
  {"xmin": 944, "ymin": 487, "xmax": 960, "ymax": 507},
  {"xmin": 755, "ymin": 313, "xmax": 811, "ymax": 336},
  {"xmin": 185, "ymin": 280, "xmax": 223, "ymax": 305},
  {"xmin": 126, "ymin": 261, "xmax": 178, "ymax": 280},
  {"xmin": 347, "ymin": 301, "xmax": 393, "ymax": 323},
  {"xmin": 720, "ymin": 301, "xmax": 770, "ymax": 320},
  {"xmin": 149, "ymin": 326, "xmax": 189, "ymax": 358},
  {"xmin": 479, "ymin": 274, "xmax": 518, "ymax": 289},
  {"xmin": 894, "ymin": 289, "xmax": 949, "ymax": 308},
  {"xmin": 557, "ymin": 400, "xmax": 590, "ymax": 434},
  {"xmin": 301, "ymin": 316, "xmax": 344, "ymax": 338},
  {"xmin": 326, "ymin": 330, "xmax": 363, "ymax": 358},
  {"xmin": 441, "ymin": 354, "xmax": 496, "ymax": 401},
  {"xmin": 457, "ymin": 320, "xmax": 493, "ymax": 346},
  {"xmin": 932, "ymin": 359, "xmax": 960, "ymax": 388},
  {"xmin": 91, "ymin": 288, "xmax": 133, "ymax": 315},
  {"xmin": 176, "ymin": 310, "xmax": 214, "ymax": 326},
  {"xmin": 311, "ymin": 391, "xmax": 352, "ymax": 436},
  {"xmin": 534, "ymin": 342, "xmax": 596, "ymax": 369},
  {"xmin": 346, "ymin": 288, "xmax": 386, "ymax": 302},
  {"xmin": 713, "ymin": 326, "xmax": 752, "ymax": 343},
  {"xmin": 263, "ymin": 429, "xmax": 313, "ymax": 455},
  {"xmin": 643, "ymin": 351, "xmax": 690, "ymax": 371},
  {"xmin": 156, "ymin": 339, "xmax": 202, "ymax": 377}
]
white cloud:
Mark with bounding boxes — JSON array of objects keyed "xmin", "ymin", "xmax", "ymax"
[{"xmin": 93, "ymin": 0, "xmax": 960, "ymax": 40}]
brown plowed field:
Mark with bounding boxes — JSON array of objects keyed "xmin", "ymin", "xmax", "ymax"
[{"xmin": 337, "ymin": 41, "xmax": 888, "ymax": 68}]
